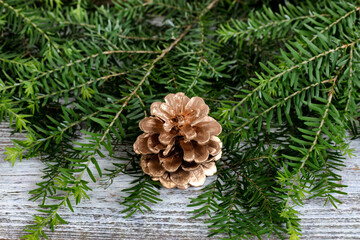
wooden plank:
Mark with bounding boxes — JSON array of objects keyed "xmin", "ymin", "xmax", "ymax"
[{"xmin": 0, "ymin": 121, "xmax": 359, "ymax": 239}]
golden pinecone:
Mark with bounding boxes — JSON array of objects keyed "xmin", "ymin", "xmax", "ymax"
[{"xmin": 133, "ymin": 92, "xmax": 222, "ymax": 189}]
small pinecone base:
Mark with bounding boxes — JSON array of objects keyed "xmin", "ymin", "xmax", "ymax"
[{"xmin": 140, "ymin": 141, "xmax": 222, "ymax": 189}]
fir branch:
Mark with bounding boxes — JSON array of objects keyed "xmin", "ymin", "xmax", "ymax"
[
  {"xmin": 230, "ymin": 77, "xmax": 336, "ymax": 134},
  {"xmin": 231, "ymin": 37, "xmax": 360, "ymax": 113},
  {"xmin": 1, "ymin": 49, "xmax": 159, "ymax": 92},
  {"xmin": 23, "ymin": 94, "xmax": 133, "ymax": 237},
  {"xmin": 121, "ymin": 175, "xmax": 162, "ymax": 218},
  {"xmin": 0, "ymin": 0, "xmax": 55, "ymax": 47},
  {"xmin": 0, "ymin": 102, "xmax": 31, "ymax": 134},
  {"xmin": 310, "ymin": 6, "xmax": 360, "ymax": 42},
  {"xmin": 239, "ymin": 172, "xmax": 273, "ymax": 226},
  {"xmin": 152, "ymin": 1, "xmax": 191, "ymax": 13},
  {"xmin": 282, "ymin": 65, "xmax": 345, "ymax": 238},
  {"xmin": 226, "ymin": 172, "xmax": 240, "ymax": 234},
  {"xmin": 289, "ymin": 66, "xmax": 343, "ymax": 195},
  {"xmin": 163, "ymin": 56, "xmax": 178, "ymax": 89},
  {"xmin": 187, "ymin": 58, "xmax": 204, "ymax": 93},
  {"xmin": 4, "ymin": 97, "xmax": 127, "ymax": 166},
  {"xmin": 186, "ymin": 19, "xmax": 205, "ymax": 94},
  {"xmin": 10, "ymin": 64, "xmax": 149, "ymax": 104},
  {"xmin": 345, "ymin": 44, "xmax": 354, "ymax": 112},
  {"xmin": 220, "ymin": 14, "xmax": 317, "ymax": 42},
  {"xmin": 0, "ymin": 56, "xmax": 30, "ymax": 66},
  {"xmin": 59, "ymin": 20, "xmax": 168, "ymax": 41},
  {"xmin": 189, "ymin": 162, "xmax": 226, "ymax": 219}
]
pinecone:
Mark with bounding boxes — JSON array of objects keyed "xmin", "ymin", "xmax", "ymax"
[{"xmin": 133, "ymin": 92, "xmax": 222, "ymax": 189}]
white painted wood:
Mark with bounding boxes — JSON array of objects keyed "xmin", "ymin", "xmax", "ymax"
[{"xmin": 0, "ymin": 121, "xmax": 359, "ymax": 239}]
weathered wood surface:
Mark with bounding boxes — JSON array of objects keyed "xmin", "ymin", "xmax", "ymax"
[{"xmin": 0, "ymin": 121, "xmax": 360, "ymax": 239}]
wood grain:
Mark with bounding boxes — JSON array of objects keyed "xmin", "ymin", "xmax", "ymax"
[{"xmin": 0, "ymin": 121, "xmax": 359, "ymax": 239}]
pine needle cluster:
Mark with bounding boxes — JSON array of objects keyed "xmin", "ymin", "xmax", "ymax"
[{"xmin": 1, "ymin": 0, "xmax": 359, "ymax": 239}]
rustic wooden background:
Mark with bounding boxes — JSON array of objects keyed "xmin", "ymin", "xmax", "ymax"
[{"xmin": 0, "ymin": 121, "xmax": 360, "ymax": 240}]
